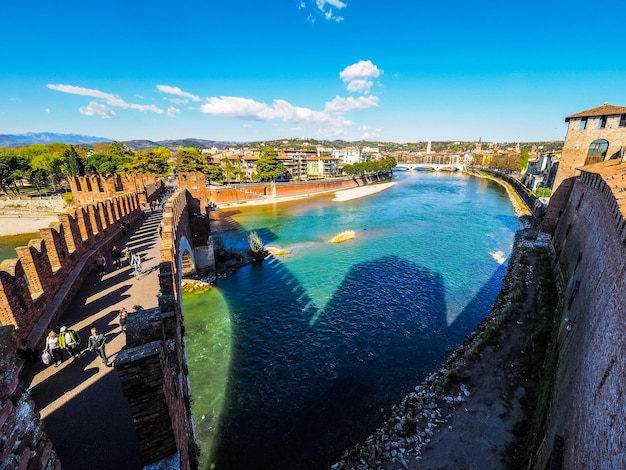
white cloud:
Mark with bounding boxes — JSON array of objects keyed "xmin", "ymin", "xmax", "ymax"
[
  {"xmin": 45, "ymin": 108, "xmax": 51, "ymax": 114},
  {"xmin": 200, "ymin": 96, "xmax": 272, "ymax": 119},
  {"xmin": 339, "ymin": 60, "xmax": 383, "ymax": 93},
  {"xmin": 302, "ymin": 0, "xmax": 346, "ymax": 22},
  {"xmin": 167, "ymin": 107, "xmax": 180, "ymax": 118},
  {"xmin": 325, "ymin": 95, "xmax": 379, "ymax": 113},
  {"xmin": 200, "ymin": 96, "xmax": 331, "ymax": 124},
  {"xmin": 156, "ymin": 84, "xmax": 201, "ymax": 102},
  {"xmin": 164, "ymin": 97, "xmax": 189, "ymax": 105},
  {"xmin": 79, "ymin": 101, "xmax": 117, "ymax": 119},
  {"xmin": 47, "ymin": 83, "xmax": 163, "ymax": 115},
  {"xmin": 346, "ymin": 79, "xmax": 373, "ymax": 93}
]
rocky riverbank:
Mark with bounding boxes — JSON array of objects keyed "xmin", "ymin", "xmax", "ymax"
[{"xmin": 332, "ymin": 221, "xmax": 557, "ymax": 469}]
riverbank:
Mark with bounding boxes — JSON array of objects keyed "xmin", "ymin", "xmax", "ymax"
[
  {"xmin": 0, "ymin": 215, "xmax": 61, "ymax": 236},
  {"xmin": 216, "ymin": 180, "xmax": 395, "ymax": 207}
]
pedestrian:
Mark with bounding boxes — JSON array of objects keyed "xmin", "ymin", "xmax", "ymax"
[
  {"xmin": 95, "ymin": 253, "xmax": 107, "ymax": 275},
  {"xmin": 158, "ymin": 220, "xmax": 164, "ymax": 238},
  {"xmin": 111, "ymin": 245, "xmax": 122, "ymax": 268},
  {"xmin": 44, "ymin": 331, "xmax": 63, "ymax": 367},
  {"xmin": 119, "ymin": 307, "xmax": 128, "ymax": 334},
  {"xmin": 123, "ymin": 246, "xmax": 131, "ymax": 262},
  {"xmin": 87, "ymin": 327, "xmax": 110, "ymax": 367},
  {"xmin": 130, "ymin": 252, "xmax": 143, "ymax": 279},
  {"xmin": 58, "ymin": 326, "xmax": 81, "ymax": 359}
]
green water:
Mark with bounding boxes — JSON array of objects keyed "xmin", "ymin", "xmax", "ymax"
[{"xmin": 0, "ymin": 233, "xmax": 40, "ymax": 263}]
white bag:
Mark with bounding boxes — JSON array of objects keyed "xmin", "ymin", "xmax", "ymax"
[{"xmin": 41, "ymin": 350, "xmax": 51, "ymax": 365}]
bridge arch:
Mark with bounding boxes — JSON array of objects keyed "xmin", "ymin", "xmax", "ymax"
[{"xmin": 177, "ymin": 235, "xmax": 197, "ymax": 277}]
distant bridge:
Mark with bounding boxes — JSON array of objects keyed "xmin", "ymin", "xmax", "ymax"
[{"xmin": 395, "ymin": 161, "xmax": 467, "ymax": 172}]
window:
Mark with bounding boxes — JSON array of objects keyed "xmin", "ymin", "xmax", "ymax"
[
  {"xmin": 579, "ymin": 118, "xmax": 587, "ymax": 130},
  {"xmin": 620, "ymin": 115, "xmax": 626, "ymax": 127},
  {"xmin": 598, "ymin": 116, "xmax": 607, "ymax": 129},
  {"xmin": 585, "ymin": 139, "xmax": 609, "ymax": 165}
]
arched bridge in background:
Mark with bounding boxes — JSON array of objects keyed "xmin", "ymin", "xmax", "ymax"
[{"xmin": 396, "ymin": 162, "xmax": 467, "ymax": 172}]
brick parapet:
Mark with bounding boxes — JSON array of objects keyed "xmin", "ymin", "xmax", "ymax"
[
  {"xmin": 536, "ymin": 162, "xmax": 626, "ymax": 468},
  {"xmin": 0, "ymin": 191, "xmax": 143, "ymax": 343},
  {"xmin": 0, "ymin": 326, "xmax": 60, "ymax": 470}
]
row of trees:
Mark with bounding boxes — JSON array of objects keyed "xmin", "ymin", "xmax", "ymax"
[
  {"xmin": 2, "ymin": 142, "xmax": 395, "ymax": 195},
  {"xmin": 342, "ymin": 157, "xmax": 397, "ymax": 176},
  {"xmin": 0, "ymin": 142, "xmax": 174, "ymax": 195}
]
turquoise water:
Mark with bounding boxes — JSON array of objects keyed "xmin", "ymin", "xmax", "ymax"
[
  {"xmin": 0, "ymin": 233, "xmax": 40, "ymax": 263},
  {"xmin": 184, "ymin": 171, "xmax": 519, "ymax": 469}
]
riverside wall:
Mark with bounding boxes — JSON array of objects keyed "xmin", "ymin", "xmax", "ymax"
[
  {"xmin": 176, "ymin": 171, "xmax": 393, "ymax": 209},
  {"xmin": 535, "ymin": 161, "xmax": 626, "ymax": 468}
]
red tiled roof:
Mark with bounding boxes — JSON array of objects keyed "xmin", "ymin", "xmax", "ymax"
[{"xmin": 565, "ymin": 103, "xmax": 626, "ymax": 121}]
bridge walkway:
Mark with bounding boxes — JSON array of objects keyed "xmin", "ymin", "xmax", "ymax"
[{"xmin": 22, "ymin": 208, "xmax": 165, "ymax": 470}]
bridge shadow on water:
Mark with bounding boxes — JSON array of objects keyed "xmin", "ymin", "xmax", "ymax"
[{"xmin": 199, "ymin": 218, "xmax": 512, "ymax": 469}]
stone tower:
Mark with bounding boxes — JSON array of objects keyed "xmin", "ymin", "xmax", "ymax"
[{"xmin": 542, "ymin": 103, "xmax": 626, "ymax": 233}]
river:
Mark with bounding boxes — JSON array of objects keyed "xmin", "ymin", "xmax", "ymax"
[{"xmin": 183, "ymin": 171, "xmax": 519, "ymax": 469}]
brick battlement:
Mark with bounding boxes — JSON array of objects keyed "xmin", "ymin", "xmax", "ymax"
[
  {"xmin": 536, "ymin": 160, "xmax": 626, "ymax": 468},
  {"xmin": 0, "ymin": 326, "xmax": 60, "ymax": 470},
  {"xmin": 0, "ymin": 174, "xmax": 165, "ymax": 346}
]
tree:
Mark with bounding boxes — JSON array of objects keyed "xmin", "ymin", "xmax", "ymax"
[
  {"xmin": 66, "ymin": 145, "xmax": 86, "ymax": 176},
  {"xmin": 29, "ymin": 168, "xmax": 49, "ymax": 191},
  {"xmin": 256, "ymin": 147, "xmax": 286, "ymax": 182},
  {"xmin": 0, "ymin": 154, "xmax": 30, "ymax": 195},
  {"xmin": 122, "ymin": 148, "xmax": 171, "ymax": 175},
  {"xmin": 519, "ymin": 146, "xmax": 530, "ymax": 172}
]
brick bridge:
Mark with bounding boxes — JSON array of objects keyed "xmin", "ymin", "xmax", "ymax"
[{"xmin": 0, "ymin": 170, "xmax": 392, "ymax": 469}]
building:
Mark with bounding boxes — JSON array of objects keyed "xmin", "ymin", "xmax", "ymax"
[
  {"xmin": 543, "ymin": 103, "xmax": 626, "ymax": 232},
  {"xmin": 332, "ymin": 147, "xmax": 362, "ymax": 165}
]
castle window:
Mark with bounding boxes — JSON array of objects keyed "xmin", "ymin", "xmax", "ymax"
[
  {"xmin": 598, "ymin": 117, "xmax": 607, "ymax": 129},
  {"xmin": 620, "ymin": 115, "xmax": 626, "ymax": 127},
  {"xmin": 579, "ymin": 118, "xmax": 587, "ymax": 130},
  {"xmin": 585, "ymin": 139, "xmax": 609, "ymax": 165}
]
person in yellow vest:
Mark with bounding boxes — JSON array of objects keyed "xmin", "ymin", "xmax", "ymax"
[{"xmin": 58, "ymin": 326, "xmax": 81, "ymax": 359}]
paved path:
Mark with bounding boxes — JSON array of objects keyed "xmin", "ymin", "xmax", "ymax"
[{"xmin": 24, "ymin": 209, "xmax": 164, "ymax": 470}]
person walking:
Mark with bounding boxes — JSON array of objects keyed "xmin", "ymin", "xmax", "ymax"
[
  {"xmin": 130, "ymin": 252, "xmax": 143, "ymax": 279},
  {"xmin": 95, "ymin": 253, "xmax": 107, "ymax": 276},
  {"xmin": 44, "ymin": 331, "xmax": 63, "ymax": 367},
  {"xmin": 119, "ymin": 307, "xmax": 128, "ymax": 334},
  {"xmin": 58, "ymin": 326, "xmax": 81, "ymax": 359},
  {"xmin": 87, "ymin": 327, "xmax": 110, "ymax": 367},
  {"xmin": 111, "ymin": 245, "xmax": 122, "ymax": 269}
]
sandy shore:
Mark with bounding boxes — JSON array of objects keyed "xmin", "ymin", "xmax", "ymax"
[
  {"xmin": 0, "ymin": 215, "xmax": 60, "ymax": 236},
  {"xmin": 331, "ymin": 182, "xmax": 395, "ymax": 201},
  {"xmin": 218, "ymin": 181, "xmax": 396, "ymax": 207}
]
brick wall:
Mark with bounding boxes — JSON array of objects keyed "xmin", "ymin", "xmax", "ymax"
[
  {"xmin": 535, "ymin": 162, "xmax": 626, "ymax": 468},
  {"xmin": 544, "ymin": 113, "xmax": 626, "ymax": 233},
  {"xmin": 0, "ymin": 326, "xmax": 60, "ymax": 470},
  {"xmin": 0, "ymin": 190, "xmax": 142, "ymax": 345},
  {"xmin": 176, "ymin": 171, "xmax": 392, "ymax": 206}
]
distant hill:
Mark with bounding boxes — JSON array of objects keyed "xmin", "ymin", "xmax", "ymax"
[
  {"xmin": 123, "ymin": 138, "xmax": 236, "ymax": 151},
  {"xmin": 0, "ymin": 132, "xmax": 111, "ymax": 147}
]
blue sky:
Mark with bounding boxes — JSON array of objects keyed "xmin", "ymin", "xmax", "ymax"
[{"xmin": 2, "ymin": 0, "xmax": 625, "ymax": 144}]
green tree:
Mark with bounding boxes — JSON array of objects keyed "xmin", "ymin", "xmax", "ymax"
[
  {"xmin": 519, "ymin": 146, "xmax": 530, "ymax": 171},
  {"xmin": 66, "ymin": 145, "xmax": 86, "ymax": 176},
  {"xmin": 256, "ymin": 147, "xmax": 286, "ymax": 182},
  {"xmin": 0, "ymin": 154, "xmax": 30, "ymax": 195},
  {"xmin": 122, "ymin": 148, "xmax": 171, "ymax": 175}
]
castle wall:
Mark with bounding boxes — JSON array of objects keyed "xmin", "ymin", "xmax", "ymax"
[
  {"xmin": 536, "ymin": 163, "xmax": 626, "ymax": 468},
  {"xmin": 544, "ymin": 113, "xmax": 626, "ymax": 233},
  {"xmin": 0, "ymin": 184, "xmax": 143, "ymax": 345},
  {"xmin": 0, "ymin": 326, "xmax": 60, "ymax": 470}
]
